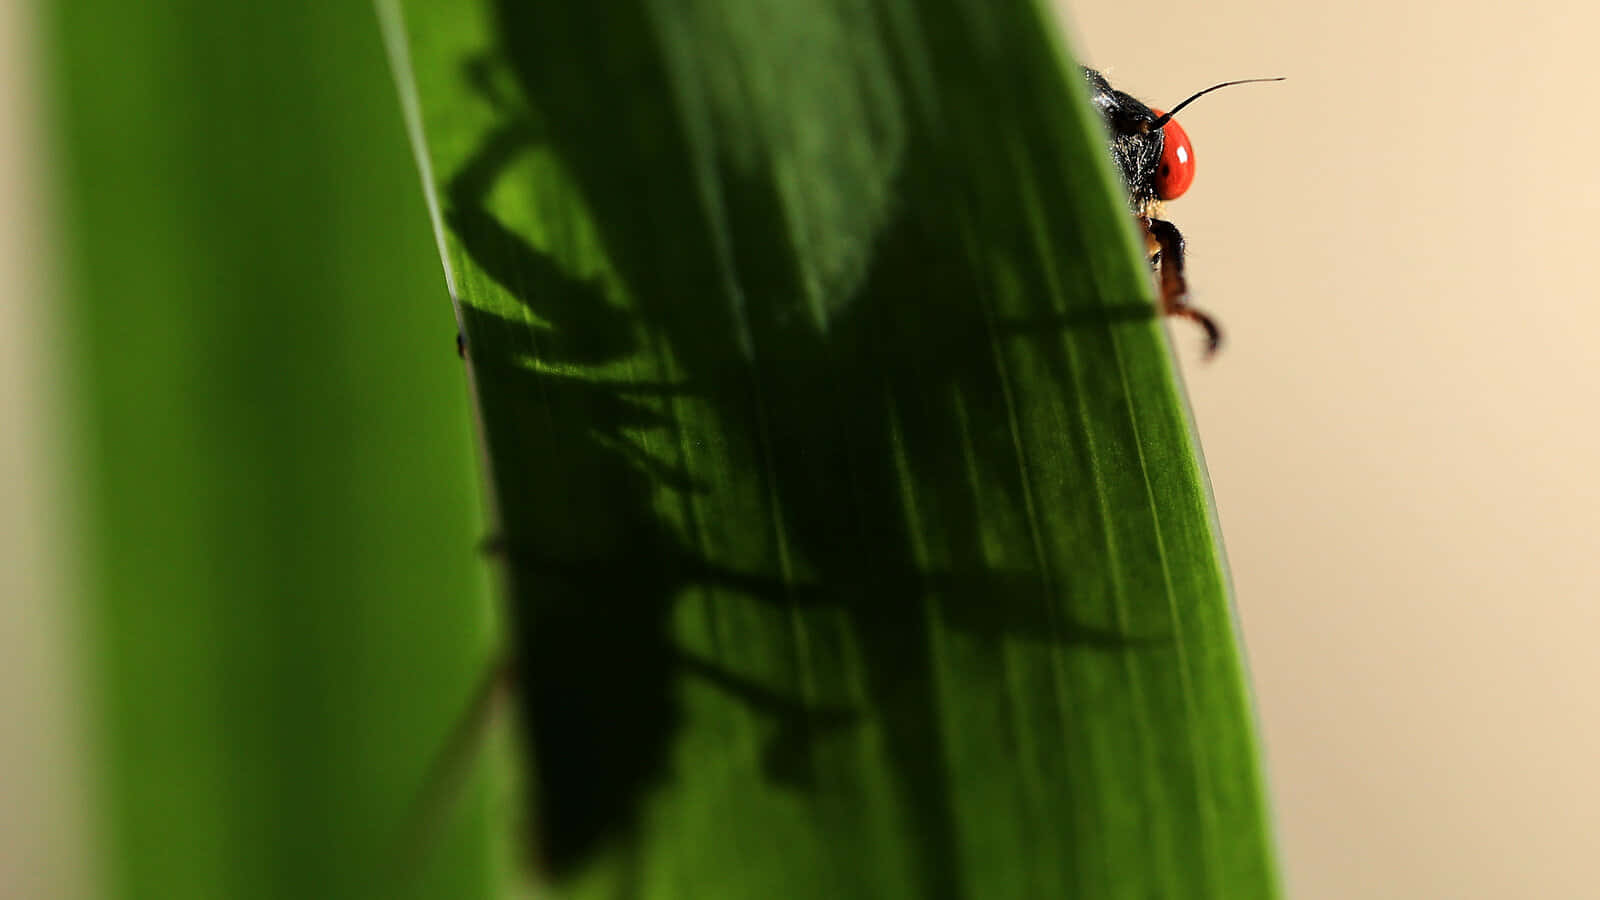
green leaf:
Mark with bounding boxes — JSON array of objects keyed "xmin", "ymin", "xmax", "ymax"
[
  {"xmin": 48, "ymin": 3, "xmax": 497, "ymax": 898},
  {"xmin": 387, "ymin": 0, "xmax": 1278, "ymax": 897}
]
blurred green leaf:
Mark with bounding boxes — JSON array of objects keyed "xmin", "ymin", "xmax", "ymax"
[
  {"xmin": 49, "ymin": 3, "xmax": 497, "ymax": 898},
  {"xmin": 388, "ymin": 0, "xmax": 1278, "ymax": 897}
]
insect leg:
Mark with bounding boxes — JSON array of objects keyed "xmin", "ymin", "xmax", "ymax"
[
  {"xmin": 1143, "ymin": 216, "xmax": 1222, "ymax": 357},
  {"xmin": 387, "ymin": 654, "xmax": 516, "ymax": 883}
]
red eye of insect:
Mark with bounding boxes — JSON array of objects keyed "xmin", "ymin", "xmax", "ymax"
[{"xmin": 1150, "ymin": 109, "xmax": 1195, "ymax": 200}]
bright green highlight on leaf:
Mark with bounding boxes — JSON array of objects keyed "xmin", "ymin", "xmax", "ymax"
[{"xmin": 389, "ymin": 0, "xmax": 1278, "ymax": 897}]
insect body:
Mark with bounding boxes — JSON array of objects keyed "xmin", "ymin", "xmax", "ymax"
[{"xmin": 1082, "ymin": 67, "xmax": 1281, "ymax": 356}]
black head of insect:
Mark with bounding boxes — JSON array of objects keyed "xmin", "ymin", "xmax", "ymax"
[
  {"xmin": 1081, "ymin": 67, "xmax": 1283, "ymax": 216},
  {"xmin": 1080, "ymin": 67, "xmax": 1283, "ymax": 357}
]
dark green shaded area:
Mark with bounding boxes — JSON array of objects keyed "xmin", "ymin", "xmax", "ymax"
[
  {"xmin": 50, "ymin": 3, "xmax": 496, "ymax": 898},
  {"xmin": 399, "ymin": 0, "xmax": 1278, "ymax": 896}
]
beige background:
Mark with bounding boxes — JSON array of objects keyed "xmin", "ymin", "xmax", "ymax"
[
  {"xmin": 1067, "ymin": 0, "xmax": 1600, "ymax": 896},
  {"xmin": 1, "ymin": 0, "xmax": 92, "ymax": 897},
  {"xmin": 5, "ymin": 0, "xmax": 1595, "ymax": 897}
]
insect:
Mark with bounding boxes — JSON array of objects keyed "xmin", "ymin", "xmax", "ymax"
[{"xmin": 1082, "ymin": 67, "xmax": 1282, "ymax": 356}]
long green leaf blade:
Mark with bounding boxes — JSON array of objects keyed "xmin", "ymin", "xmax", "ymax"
[
  {"xmin": 49, "ymin": 3, "xmax": 497, "ymax": 898},
  {"xmin": 390, "ymin": 0, "xmax": 1277, "ymax": 896}
]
